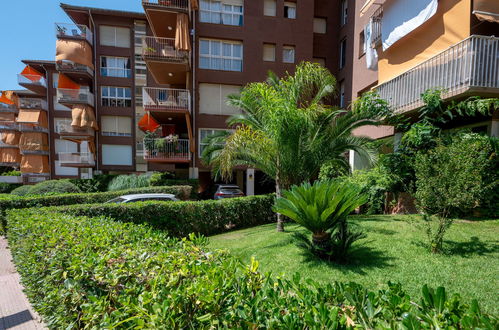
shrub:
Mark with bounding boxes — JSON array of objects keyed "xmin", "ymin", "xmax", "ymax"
[
  {"xmin": 41, "ymin": 194, "xmax": 276, "ymax": 237},
  {"xmin": 10, "ymin": 184, "xmax": 34, "ymax": 196},
  {"xmin": 6, "ymin": 209, "xmax": 497, "ymax": 329},
  {"xmin": 70, "ymin": 174, "xmax": 118, "ymax": 193},
  {"xmin": 107, "ymin": 173, "xmax": 151, "ymax": 191},
  {"xmin": 0, "ymin": 182, "xmax": 20, "ymax": 194},
  {"xmin": 2, "ymin": 170, "xmax": 21, "ymax": 176},
  {"xmin": 274, "ymin": 181, "xmax": 366, "ymax": 263},
  {"xmin": 0, "ymin": 185, "xmax": 192, "ymax": 213},
  {"xmin": 28, "ymin": 179, "xmax": 81, "ymax": 196}
]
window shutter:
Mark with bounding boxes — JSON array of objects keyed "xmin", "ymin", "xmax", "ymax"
[
  {"xmin": 101, "ymin": 116, "xmax": 116, "ymax": 133},
  {"xmin": 313, "ymin": 18, "xmax": 327, "ymax": 34},
  {"xmin": 102, "ymin": 145, "xmax": 132, "ymax": 165},
  {"xmin": 199, "ymin": 83, "xmax": 222, "ymax": 114},
  {"xmin": 263, "ymin": 44, "xmax": 276, "ymax": 61},
  {"xmin": 115, "ymin": 27, "xmax": 131, "ymax": 48},
  {"xmin": 118, "ymin": 116, "xmax": 132, "ymax": 135},
  {"xmin": 220, "ymin": 85, "xmax": 241, "ymax": 115},
  {"xmin": 100, "ymin": 26, "xmax": 116, "ymax": 46},
  {"xmin": 264, "ymin": 0, "xmax": 276, "ymax": 16}
]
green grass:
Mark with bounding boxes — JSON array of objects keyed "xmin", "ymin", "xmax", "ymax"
[{"xmin": 208, "ymin": 215, "xmax": 499, "ymax": 315}]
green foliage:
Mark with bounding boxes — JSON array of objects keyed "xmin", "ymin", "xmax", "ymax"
[
  {"xmin": 107, "ymin": 173, "xmax": 152, "ymax": 191},
  {"xmin": 40, "ymin": 194, "xmax": 276, "ymax": 237},
  {"xmin": 70, "ymin": 174, "xmax": 118, "ymax": 193},
  {"xmin": 11, "ymin": 180, "xmax": 81, "ymax": 197},
  {"xmin": 6, "ymin": 209, "xmax": 497, "ymax": 328},
  {"xmin": 1, "ymin": 170, "xmax": 21, "ymax": 176},
  {"xmin": 0, "ymin": 182, "xmax": 20, "ymax": 194},
  {"xmin": 274, "ymin": 181, "xmax": 367, "ymax": 262},
  {"xmin": 10, "ymin": 184, "xmax": 35, "ymax": 196},
  {"xmin": 318, "ymin": 160, "xmax": 350, "ymax": 181},
  {"xmin": 149, "ymin": 172, "xmax": 199, "ymax": 198}
]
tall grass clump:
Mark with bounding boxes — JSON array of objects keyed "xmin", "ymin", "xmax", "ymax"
[{"xmin": 107, "ymin": 173, "xmax": 151, "ymax": 191}]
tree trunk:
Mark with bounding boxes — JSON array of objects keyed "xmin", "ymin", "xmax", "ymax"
[{"xmin": 275, "ymin": 178, "xmax": 285, "ymax": 232}]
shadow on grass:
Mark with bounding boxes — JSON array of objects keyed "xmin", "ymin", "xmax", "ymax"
[{"xmin": 444, "ymin": 236, "xmax": 499, "ymax": 257}]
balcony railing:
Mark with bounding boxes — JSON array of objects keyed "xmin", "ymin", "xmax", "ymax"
[
  {"xmin": 20, "ymin": 149, "xmax": 49, "ymax": 156},
  {"xmin": 377, "ymin": 35, "xmax": 499, "ymax": 113},
  {"xmin": 144, "ymin": 138, "xmax": 191, "ymax": 162},
  {"xmin": 57, "ymin": 88, "xmax": 95, "ymax": 107},
  {"xmin": 370, "ymin": 6, "xmax": 383, "ymax": 47},
  {"xmin": 18, "ymin": 124, "xmax": 49, "ymax": 133},
  {"xmin": 19, "ymin": 98, "xmax": 48, "ymax": 111},
  {"xmin": 142, "ymin": 0, "xmax": 189, "ymax": 11},
  {"xmin": 56, "ymin": 60, "xmax": 94, "ymax": 77},
  {"xmin": 0, "ymin": 140, "xmax": 18, "ymax": 148},
  {"xmin": 17, "ymin": 75, "xmax": 47, "ymax": 88},
  {"xmin": 142, "ymin": 36, "xmax": 190, "ymax": 62},
  {"xmin": 0, "ymin": 122, "xmax": 18, "ymax": 131},
  {"xmin": 0, "ymin": 103, "xmax": 17, "ymax": 113},
  {"xmin": 100, "ymin": 68, "xmax": 132, "ymax": 78},
  {"xmin": 55, "ymin": 23, "xmax": 93, "ymax": 45},
  {"xmin": 58, "ymin": 152, "xmax": 95, "ymax": 167},
  {"xmin": 143, "ymin": 87, "xmax": 191, "ymax": 112},
  {"xmin": 55, "ymin": 121, "xmax": 95, "ymax": 137}
]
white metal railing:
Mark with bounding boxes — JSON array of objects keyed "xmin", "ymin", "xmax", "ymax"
[
  {"xmin": 56, "ymin": 60, "xmax": 94, "ymax": 76},
  {"xmin": 0, "ymin": 122, "xmax": 18, "ymax": 130},
  {"xmin": 55, "ymin": 22, "xmax": 93, "ymax": 45},
  {"xmin": 143, "ymin": 87, "xmax": 191, "ymax": 112},
  {"xmin": 18, "ymin": 124, "xmax": 49, "ymax": 133},
  {"xmin": 17, "ymin": 75, "xmax": 47, "ymax": 88},
  {"xmin": 142, "ymin": 36, "xmax": 190, "ymax": 62},
  {"xmin": 371, "ymin": 6, "xmax": 383, "ymax": 47},
  {"xmin": 55, "ymin": 120, "xmax": 95, "ymax": 136},
  {"xmin": 377, "ymin": 35, "xmax": 499, "ymax": 113},
  {"xmin": 57, "ymin": 88, "xmax": 95, "ymax": 107},
  {"xmin": 58, "ymin": 152, "xmax": 95, "ymax": 167},
  {"xmin": 100, "ymin": 68, "xmax": 132, "ymax": 78},
  {"xmin": 144, "ymin": 138, "xmax": 191, "ymax": 161},
  {"xmin": 142, "ymin": 0, "xmax": 189, "ymax": 11},
  {"xmin": 0, "ymin": 102, "xmax": 17, "ymax": 113},
  {"xmin": 19, "ymin": 98, "xmax": 48, "ymax": 111}
]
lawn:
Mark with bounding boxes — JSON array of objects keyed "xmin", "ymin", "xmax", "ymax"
[{"xmin": 208, "ymin": 215, "xmax": 499, "ymax": 315}]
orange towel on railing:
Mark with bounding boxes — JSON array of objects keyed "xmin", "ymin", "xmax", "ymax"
[
  {"xmin": 20, "ymin": 65, "xmax": 44, "ymax": 82},
  {"xmin": 19, "ymin": 132, "xmax": 49, "ymax": 151}
]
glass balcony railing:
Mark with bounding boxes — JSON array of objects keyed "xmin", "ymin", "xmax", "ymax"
[
  {"xmin": 57, "ymin": 88, "xmax": 95, "ymax": 107},
  {"xmin": 58, "ymin": 152, "xmax": 95, "ymax": 167},
  {"xmin": 0, "ymin": 122, "xmax": 18, "ymax": 130},
  {"xmin": 0, "ymin": 102, "xmax": 17, "ymax": 113},
  {"xmin": 55, "ymin": 23, "xmax": 93, "ymax": 45},
  {"xmin": 17, "ymin": 75, "xmax": 47, "ymax": 88},
  {"xmin": 18, "ymin": 124, "xmax": 49, "ymax": 133},
  {"xmin": 56, "ymin": 60, "xmax": 94, "ymax": 77},
  {"xmin": 55, "ymin": 121, "xmax": 95, "ymax": 137},
  {"xmin": 143, "ymin": 87, "xmax": 191, "ymax": 112},
  {"xmin": 19, "ymin": 98, "xmax": 48, "ymax": 111}
]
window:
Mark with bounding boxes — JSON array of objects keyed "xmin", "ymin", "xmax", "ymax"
[
  {"xmin": 101, "ymin": 116, "xmax": 132, "ymax": 137},
  {"xmin": 101, "ymin": 86, "xmax": 132, "ymax": 107},
  {"xmin": 339, "ymin": 81, "xmax": 345, "ymax": 108},
  {"xmin": 359, "ymin": 31, "xmax": 366, "ymax": 57},
  {"xmin": 341, "ymin": 0, "xmax": 348, "ymax": 26},
  {"xmin": 199, "ymin": 39, "xmax": 243, "ymax": 72},
  {"xmin": 263, "ymin": 44, "xmax": 276, "ymax": 62},
  {"xmin": 284, "ymin": 2, "xmax": 296, "ymax": 19},
  {"xmin": 200, "ymin": 0, "xmax": 243, "ymax": 26},
  {"xmin": 100, "ymin": 26, "xmax": 130, "ymax": 48},
  {"xmin": 339, "ymin": 38, "xmax": 347, "ymax": 69},
  {"xmin": 263, "ymin": 0, "xmax": 276, "ymax": 16},
  {"xmin": 313, "ymin": 58, "xmax": 326, "ymax": 66},
  {"xmin": 313, "ymin": 18, "xmax": 327, "ymax": 34},
  {"xmin": 55, "ymin": 161, "xmax": 78, "ymax": 176},
  {"xmin": 283, "ymin": 46, "xmax": 295, "ymax": 63},
  {"xmin": 199, "ymin": 83, "xmax": 242, "ymax": 115},
  {"xmin": 101, "ymin": 57, "xmax": 131, "ymax": 78},
  {"xmin": 52, "ymin": 73, "xmax": 59, "ymax": 88},
  {"xmin": 199, "ymin": 129, "xmax": 231, "ymax": 157},
  {"xmin": 102, "ymin": 144, "xmax": 133, "ymax": 166}
]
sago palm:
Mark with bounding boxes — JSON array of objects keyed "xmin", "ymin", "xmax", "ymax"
[{"xmin": 202, "ymin": 62, "xmax": 389, "ymax": 231}]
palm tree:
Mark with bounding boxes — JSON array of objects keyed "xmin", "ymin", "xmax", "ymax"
[{"xmin": 202, "ymin": 62, "xmax": 389, "ymax": 231}]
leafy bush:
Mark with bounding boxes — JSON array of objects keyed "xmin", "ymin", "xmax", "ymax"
[
  {"xmin": 1, "ymin": 170, "xmax": 21, "ymax": 176},
  {"xmin": 0, "ymin": 182, "xmax": 20, "ymax": 194},
  {"xmin": 107, "ymin": 173, "xmax": 151, "ymax": 191},
  {"xmin": 10, "ymin": 184, "xmax": 34, "ymax": 196},
  {"xmin": 10, "ymin": 180, "xmax": 81, "ymax": 197},
  {"xmin": 40, "ymin": 194, "xmax": 276, "ymax": 237},
  {"xmin": 6, "ymin": 209, "xmax": 497, "ymax": 329},
  {"xmin": 0, "ymin": 185, "xmax": 192, "ymax": 214},
  {"xmin": 70, "ymin": 174, "xmax": 118, "ymax": 193},
  {"xmin": 274, "ymin": 181, "xmax": 366, "ymax": 263}
]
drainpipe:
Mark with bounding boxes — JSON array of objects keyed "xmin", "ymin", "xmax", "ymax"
[{"xmin": 89, "ymin": 10, "xmax": 99, "ymax": 175}]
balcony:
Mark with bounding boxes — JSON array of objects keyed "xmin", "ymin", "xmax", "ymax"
[
  {"xmin": 19, "ymin": 98, "xmax": 48, "ymax": 111},
  {"xmin": 20, "ymin": 149, "xmax": 49, "ymax": 156},
  {"xmin": 142, "ymin": 0, "xmax": 189, "ymax": 11},
  {"xmin": 142, "ymin": 36, "xmax": 190, "ymax": 84},
  {"xmin": 55, "ymin": 23, "xmax": 93, "ymax": 45},
  {"xmin": 57, "ymin": 87, "xmax": 95, "ymax": 107},
  {"xmin": 0, "ymin": 122, "xmax": 18, "ymax": 131},
  {"xmin": 58, "ymin": 152, "xmax": 95, "ymax": 168},
  {"xmin": 17, "ymin": 75, "xmax": 47, "ymax": 95},
  {"xmin": 0, "ymin": 102, "xmax": 17, "ymax": 114},
  {"xmin": 56, "ymin": 60, "xmax": 94, "ymax": 83},
  {"xmin": 144, "ymin": 138, "xmax": 191, "ymax": 163},
  {"xmin": 143, "ymin": 87, "xmax": 191, "ymax": 113},
  {"xmin": 142, "ymin": 0, "xmax": 189, "ymax": 39},
  {"xmin": 377, "ymin": 35, "xmax": 499, "ymax": 113},
  {"xmin": 18, "ymin": 124, "xmax": 49, "ymax": 134},
  {"xmin": 55, "ymin": 120, "xmax": 95, "ymax": 139}
]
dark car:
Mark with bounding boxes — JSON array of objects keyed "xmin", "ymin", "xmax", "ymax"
[{"xmin": 214, "ymin": 184, "xmax": 245, "ymax": 200}]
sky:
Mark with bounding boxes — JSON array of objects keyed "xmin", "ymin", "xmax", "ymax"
[{"xmin": 0, "ymin": 0, "xmax": 143, "ymax": 91}]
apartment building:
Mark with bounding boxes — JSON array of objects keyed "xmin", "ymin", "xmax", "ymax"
[{"xmin": 0, "ymin": 1, "xmax": 351, "ymax": 189}]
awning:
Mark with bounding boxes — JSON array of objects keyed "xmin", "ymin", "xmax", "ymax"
[
  {"xmin": 138, "ymin": 113, "xmax": 160, "ymax": 132},
  {"xmin": 1, "ymin": 132, "xmax": 20, "ymax": 145},
  {"xmin": 20, "ymin": 65, "xmax": 44, "ymax": 82},
  {"xmin": 17, "ymin": 110, "xmax": 43, "ymax": 124},
  {"xmin": 0, "ymin": 113, "xmax": 16, "ymax": 122},
  {"xmin": 71, "ymin": 105, "xmax": 99, "ymax": 130},
  {"xmin": 360, "ymin": 0, "xmax": 384, "ymax": 16},
  {"xmin": 0, "ymin": 148, "xmax": 21, "ymax": 163},
  {"xmin": 190, "ymin": 0, "xmax": 199, "ymax": 10},
  {"xmin": 19, "ymin": 132, "xmax": 49, "ymax": 151},
  {"xmin": 473, "ymin": 0, "xmax": 499, "ymax": 23},
  {"xmin": 56, "ymin": 39, "xmax": 94, "ymax": 70},
  {"xmin": 20, "ymin": 155, "xmax": 50, "ymax": 174},
  {"xmin": 175, "ymin": 13, "xmax": 191, "ymax": 51},
  {"xmin": 0, "ymin": 91, "xmax": 17, "ymax": 105},
  {"xmin": 58, "ymin": 73, "xmax": 80, "ymax": 90}
]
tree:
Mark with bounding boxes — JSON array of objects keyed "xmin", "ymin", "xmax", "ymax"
[{"xmin": 202, "ymin": 62, "xmax": 389, "ymax": 231}]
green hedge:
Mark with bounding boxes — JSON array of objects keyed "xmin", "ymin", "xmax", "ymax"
[
  {"xmin": 38, "ymin": 194, "xmax": 276, "ymax": 237},
  {"xmin": 0, "ymin": 185, "xmax": 192, "ymax": 211},
  {"xmin": 7, "ymin": 209, "xmax": 497, "ymax": 329}
]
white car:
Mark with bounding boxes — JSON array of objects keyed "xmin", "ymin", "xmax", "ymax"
[{"xmin": 106, "ymin": 193, "xmax": 178, "ymax": 204}]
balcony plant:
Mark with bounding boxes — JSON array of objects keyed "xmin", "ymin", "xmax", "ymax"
[{"xmin": 144, "ymin": 132, "xmax": 158, "ymax": 156}]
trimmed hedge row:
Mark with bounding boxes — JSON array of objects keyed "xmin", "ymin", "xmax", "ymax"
[
  {"xmin": 0, "ymin": 185, "xmax": 192, "ymax": 211},
  {"xmin": 7, "ymin": 209, "xmax": 497, "ymax": 329},
  {"xmin": 35, "ymin": 194, "xmax": 276, "ymax": 237}
]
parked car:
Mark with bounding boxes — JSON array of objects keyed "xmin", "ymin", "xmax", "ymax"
[
  {"xmin": 214, "ymin": 184, "xmax": 245, "ymax": 200},
  {"xmin": 106, "ymin": 193, "xmax": 178, "ymax": 204}
]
